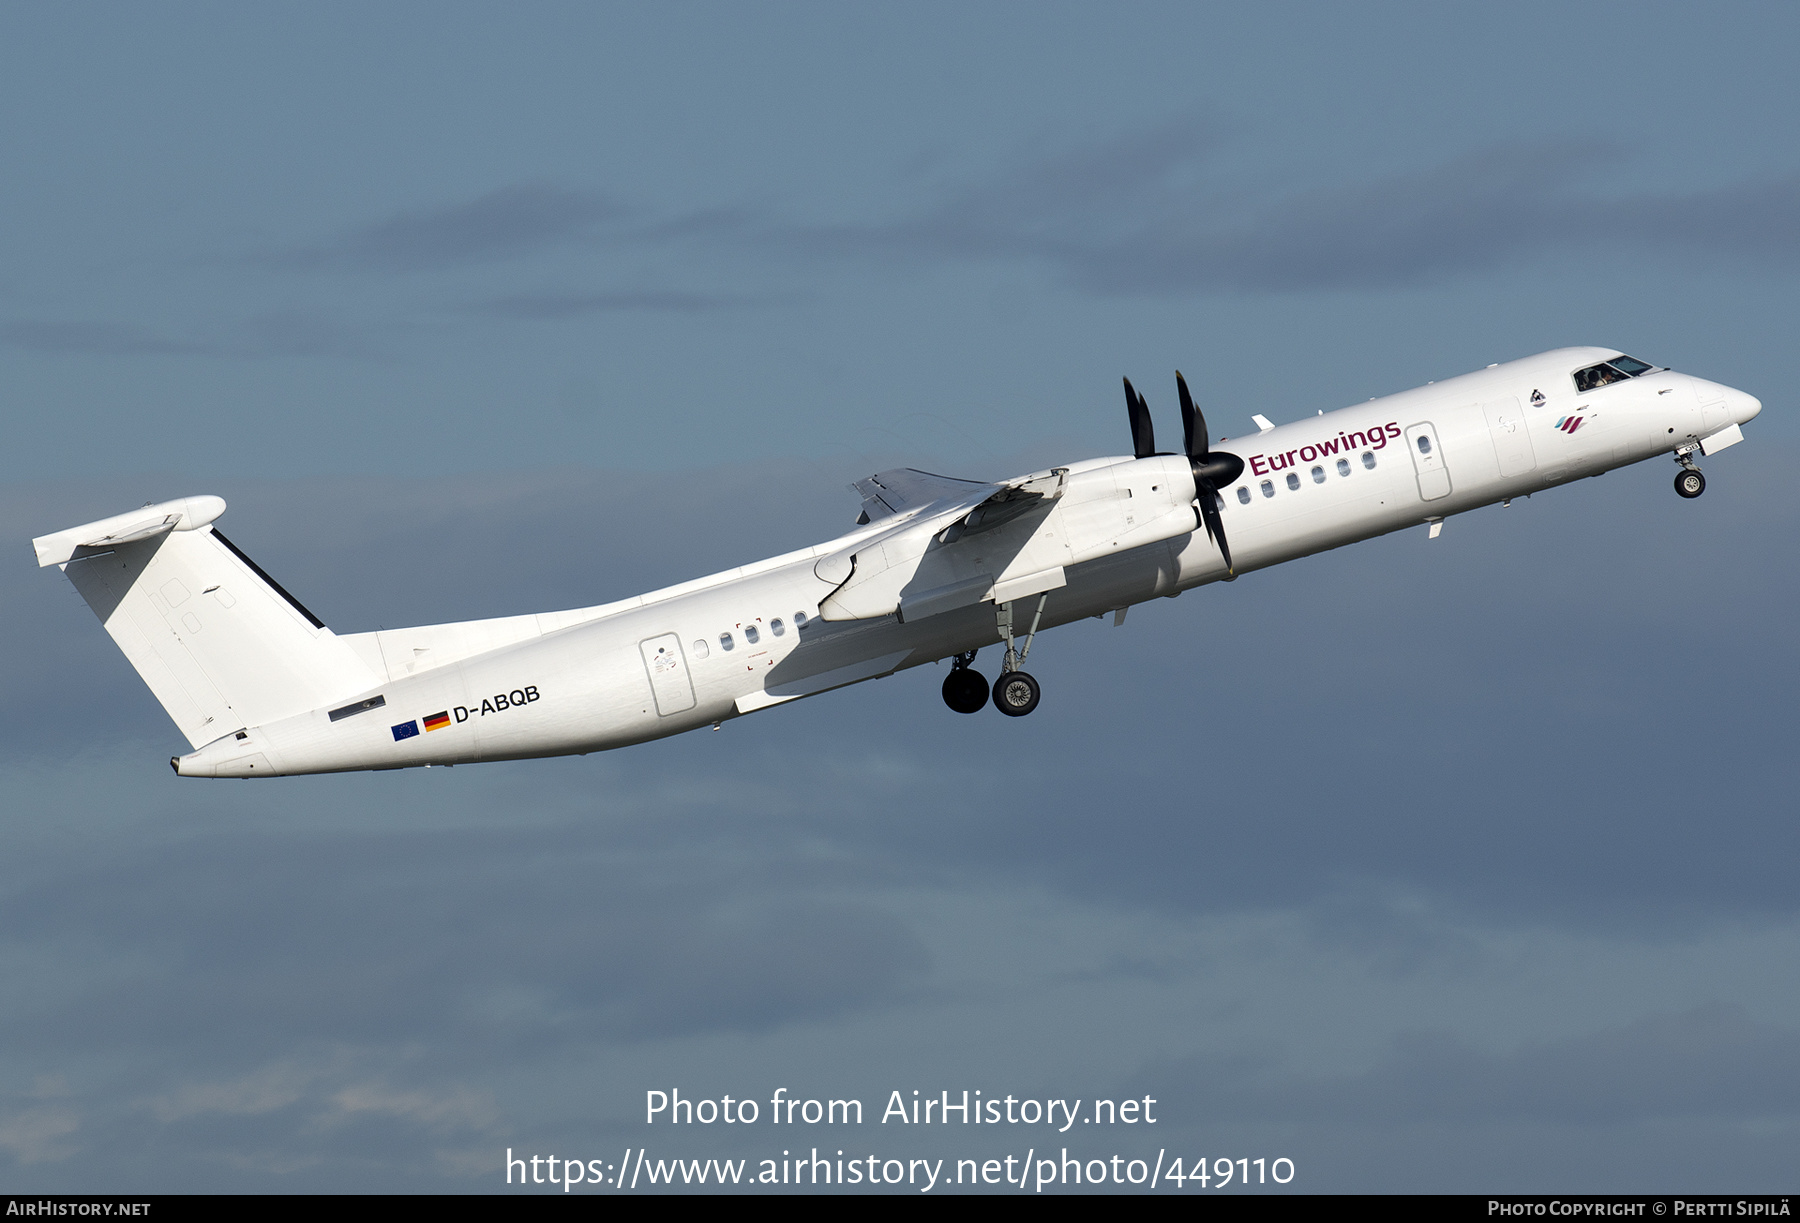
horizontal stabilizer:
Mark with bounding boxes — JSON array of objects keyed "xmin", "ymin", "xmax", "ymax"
[{"xmin": 33, "ymin": 495, "xmax": 226, "ymax": 568}]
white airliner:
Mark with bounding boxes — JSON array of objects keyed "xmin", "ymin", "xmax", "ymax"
[{"xmin": 34, "ymin": 347, "xmax": 1761, "ymax": 778}]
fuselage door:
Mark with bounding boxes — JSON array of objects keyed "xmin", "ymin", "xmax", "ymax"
[
  {"xmin": 1481, "ymin": 397, "xmax": 1537, "ymax": 479},
  {"xmin": 638, "ymin": 633, "xmax": 696, "ymax": 716},
  {"xmin": 1405, "ymin": 422, "xmax": 1452, "ymax": 501}
]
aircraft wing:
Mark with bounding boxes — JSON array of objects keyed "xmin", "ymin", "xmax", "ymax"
[
  {"xmin": 852, "ymin": 468, "xmax": 998, "ymax": 523},
  {"xmin": 819, "ymin": 467, "xmax": 1072, "ymax": 621}
]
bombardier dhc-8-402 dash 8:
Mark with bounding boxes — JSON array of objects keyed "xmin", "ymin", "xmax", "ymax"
[{"xmin": 34, "ymin": 347, "xmax": 1762, "ymax": 778}]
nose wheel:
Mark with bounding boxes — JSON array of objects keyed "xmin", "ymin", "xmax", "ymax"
[{"xmin": 1672, "ymin": 447, "xmax": 1706, "ymax": 498}]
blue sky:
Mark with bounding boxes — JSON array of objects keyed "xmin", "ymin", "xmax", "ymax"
[{"xmin": 1, "ymin": 2, "xmax": 1795, "ymax": 1192}]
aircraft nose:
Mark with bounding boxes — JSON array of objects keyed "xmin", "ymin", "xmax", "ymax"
[{"xmin": 1732, "ymin": 387, "xmax": 1763, "ymax": 424}]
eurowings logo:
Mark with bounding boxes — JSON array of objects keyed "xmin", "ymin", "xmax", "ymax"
[
  {"xmin": 1245, "ymin": 421, "xmax": 1401, "ymax": 477},
  {"xmin": 1555, "ymin": 415, "xmax": 1585, "ymax": 434}
]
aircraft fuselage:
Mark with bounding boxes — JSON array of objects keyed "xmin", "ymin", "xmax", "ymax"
[{"xmin": 69, "ymin": 346, "xmax": 1759, "ymax": 778}]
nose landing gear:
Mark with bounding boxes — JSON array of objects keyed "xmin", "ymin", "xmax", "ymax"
[{"xmin": 1674, "ymin": 448, "xmax": 1706, "ymax": 499}]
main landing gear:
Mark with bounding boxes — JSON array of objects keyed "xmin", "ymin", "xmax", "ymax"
[
  {"xmin": 1673, "ymin": 447, "xmax": 1706, "ymax": 499},
  {"xmin": 941, "ymin": 652, "xmax": 988, "ymax": 713},
  {"xmin": 992, "ymin": 670, "xmax": 1041, "ymax": 717},
  {"xmin": 939, "ymin": 594, "xmax": 1051, "ymax": 718}
]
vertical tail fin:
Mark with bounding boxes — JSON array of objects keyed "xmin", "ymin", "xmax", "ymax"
[{"xmin": 35, "ymin": 497, "xmax": 380, "ymax": 747}]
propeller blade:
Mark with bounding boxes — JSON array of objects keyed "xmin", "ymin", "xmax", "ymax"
[
  {"xmin": 1177, "ymin": 370, "xmax": 1242, "ymax": 576},
  {"xmin": 1177, "ymin": 370, "xmax": 1203, "ymax": 460},
  {"xmin": 1123, "ymin": 377, "xmax": 1155, "ymax": 459},
  {"xmin": 1180, "ymin": 372, "xmax": 1245, "ymax": 488},
  {"xmin": 1196, "ymin": 489, "xmax": 1235, "ymax": 575}
]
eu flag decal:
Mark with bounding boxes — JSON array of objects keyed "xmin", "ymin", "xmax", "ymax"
[
  {"xmin": 423, "ymin": 711, "xmax": 451, "ymax": 732},
  {"xmin": 391, "ymin": 720, "xmax": 420, "ymax": 741}
]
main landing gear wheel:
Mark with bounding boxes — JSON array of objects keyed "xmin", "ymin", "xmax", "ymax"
[
  {"xmin": 942, "ymin": 665, "xmax": 988, "ymax": 714},
  {"xmin": 1675, "ymin": 469, "xmax": 1706, "ymax": 499},
  {"xmin": 992, "ymin": 671, "xmax": 1041, "ymax": 717}
]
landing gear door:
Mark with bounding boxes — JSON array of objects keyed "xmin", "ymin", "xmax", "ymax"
[
  {"xmin": 1405, "ymin": 422, "xmax": 1452, "ymax": 501},
  {"xmin": 639, "ymin": 633, "xmax": 696, "ymax": 716}
]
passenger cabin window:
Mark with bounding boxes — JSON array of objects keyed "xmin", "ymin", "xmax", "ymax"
[
  {"xmin": 1237, "ymin": 486, "xmax": 1252, "ymax": 505},
  {"xmin": 1417, "ymin": 435, "xmax": 1432, "ymax": 455},
  {"xmin": 1574, "ymin": 355, "xmax": 1656, "ymax": 393},
  {"xmin": 1285, "ymin": 472, "xmax": 1301, "ymax": 491},
  {"xmin": 720, "ymin": 632, "xmax": 734, "ymax": 652},
  {"xmin": 1337, "ymin": 458, "xmax": 1351, "ymax": 477},
  {"xmin": 1260, "ymin": 479, "xmax": 1275, "ymax": 498},
  {"xmin": 771, "ymin": 618, "xmax": 785, "ymax": 637},
  {"xmin": 692, "ymin": 638, "xmax": 709, "ymax": 659},
  {"xmin": 1362, "ymin": 451, "xmax": 1377, "ymax": 469},
  {"xmin": 1311, "ymin": 465, "xmax": 1326, "ymax": 484},
  {"xmin": 744, "ymin": 624, "xmax": 760, "ymax": 645},
  {"xmin": 794, "ymin": 611, "xmax": 809, "ymax": 628}
]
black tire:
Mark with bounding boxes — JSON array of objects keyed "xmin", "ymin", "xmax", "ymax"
[
  {"xmin": 992, "ymin": 671, "xmax": 1040, "ymax": 717},
  {"xmin": 1675, "ymin": 469, "xmax": 1706, "ymax": 499},
  {"xmin": 942, "ymin": 668, "xmax": 988, "ymax": 714}
]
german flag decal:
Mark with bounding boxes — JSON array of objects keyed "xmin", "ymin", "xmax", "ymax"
[{"xmin": 423, "ymin": 711, "xmax": 451, "ymax": 732}]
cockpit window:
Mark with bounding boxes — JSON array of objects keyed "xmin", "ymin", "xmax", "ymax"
[
  {"xmin": 1574, "ymin": 355, "xmax": 1658, "ymax": 392},
  {"xmin": 1574, "ymin": 363, "xmax": 1626, "ymax": 392}
]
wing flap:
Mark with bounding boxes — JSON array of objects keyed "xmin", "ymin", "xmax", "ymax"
[
  {"xmin": 852, "ymin": 468, "xmax": 996, "ymax": 522},
  {"xmin": 820, "ymin": 470, "xmax": 1070, "ymax": 621}
]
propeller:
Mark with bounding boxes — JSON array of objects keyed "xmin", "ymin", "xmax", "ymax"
[
  {"xmin": 1177, "ymin": 371, "xmax": 1244, "ymax": 575},
  {"xmin": 1123, "ymin": 377, "xmax": 1155, "ymax": 459},
  {"xmin": 1123, "ymin": 372, "xmax": 1244, "ymax": 573}
]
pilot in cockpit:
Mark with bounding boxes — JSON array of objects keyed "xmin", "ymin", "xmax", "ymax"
[{"xmin": 1574, "ymin": 355, "xmax": 1655, "ymax": 393}]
